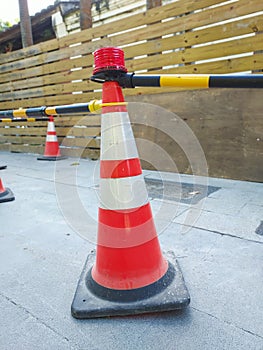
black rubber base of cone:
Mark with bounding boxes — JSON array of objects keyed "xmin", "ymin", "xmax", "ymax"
[
  {"xmin": 0, "ymin": 188, "xmax": 15, "ymax": 203},
  {"xmin": 0, "ymin": 165, "xmax": 7, "ymax": 170},
  {"xmin": 37, "ymin": 155, "xmax": 67, "ymax": 161},
  {"xmin": 71, "ymin": 251, "xmax": 190, "ymax": 319}
]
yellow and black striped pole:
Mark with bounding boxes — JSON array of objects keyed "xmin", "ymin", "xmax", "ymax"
[
  {"xmin": 0, "ymin": 100, "xmax": 102, "ymax": 119},
  {"xmin": 91, "ymin": 73, "xmax": 263, "ymax": 89},
  {"xmin": 0, "ymin": 117, "xmax": 50, "ymax": 123},
  {"xmin": 0, "ymin": 100, "xmax": 129, "ymax": 120}
]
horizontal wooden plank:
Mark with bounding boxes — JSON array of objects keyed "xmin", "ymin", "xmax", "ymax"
[
  {"xmin": 0, "ymin": 64, "xmax": 95, "ymax": 95},
  {"xmin": 54, "ymin": 115, "xmax": 101, "ymax": 126},
  {"xmin": 0, "ymin": 116, "xmax": 87, "ymax": 127},
  {"xmin": 185, "ymin": 0, "xmax": 263, "ymax": 33},
  {"xmin": 10, "ymin": 144, "xmax": 44, "ymax": 154},
  {"xmin": 63, "ymin": 126, "xmax": 101, "ymax": 137},
  {"xmin": 0, "ymin": 80, "xmax": 97, "ymax": 101},
  {"xmin": 0, "ymin": 90, "xmax": 103, "ymax": 110},
  {"xmin": 182, "ymin": 15, "xmax": 263, "ymax": 48},
  {"xmin": 157, "ymin": 53, "xmax": 263, "ymax": 75},
  {"xmin": 61, "ymin": 148, "xmax": 100, "ymax": 159},
  {"xmin": 0, "ymin": 135, "xmax": 45, "ymax": 144},
  {"xmin": 125, "ymin": 33, "xmax": 263, "ymax": 71},
  {"xmin": 0, "ymin": 143, "xmax": 101, "ymax": 159},
  {"xmin": 0, "ymin": 135, "xmax": 99, "ymax": 149},
  {"xmin": 0, "ymin": 121, "xmax": 47, "ymax": 127},
  {"xmin": 62, "ymin": 137, "xmax": 100, "ymax": 148},
  {"xmin": 183, "ymin": 35, "xmax": 263, "ymax": 64},
  {"xmin": 0, "ymin": 64, "xmax": 94, "ymax": 89},
  {"xmin": 0, "ymin": 43, "xmax": 93, "ymax": 75},
  {"xmin": 123, "ymin": 14, "xmax": 263, "ymax": 60},
  {"xmin": 0, "ymin": 143, "xmax": 10, "ymax": 151},
  {"xmin": 0, "ymin": 55, "xmax": 93, "ymax": 89},
  {"xmin": 0, "ymin": 126, "xmax": 47, "ymax": 136},
  {"xmin": 0, "ymin": 39, "xmax": 59, "ymax": 65}
]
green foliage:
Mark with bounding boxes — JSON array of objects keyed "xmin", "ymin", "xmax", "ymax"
[{"xmin": 0, "ymin": 19, "xmax": 13, "ymax": 32}]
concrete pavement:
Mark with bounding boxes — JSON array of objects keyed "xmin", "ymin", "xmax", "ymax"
[{"xmin": 0, "ymin": 152, "xmax": 262, "ymax": 350}]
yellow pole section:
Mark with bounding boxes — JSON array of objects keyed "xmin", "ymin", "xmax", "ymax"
[
  {"xmin": 45, "ymin": 107, "xmax": 57, "ymax": 115},
  {"xmin": 13, "ymin": 109, "xmax": 28, "ymax": 117},
  {"xmin": 88, "ymin": 100, "xmax": 103, "ymax": 112},
  {"xmin": 101, "ymin": 102, "xmax": 128, "ymax": 107},
  {"xmin": 159, "ymin": 75, "xmax": 210, "ymax": 88}
]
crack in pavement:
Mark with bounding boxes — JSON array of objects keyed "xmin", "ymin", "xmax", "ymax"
[
  {"xmin": 15, "ymin": 173, "xmax": 98, "ymax": 190},
  {"xmin": 179, "ymin": 224, "xmax": 263, "ymax": 245},
  {"xmin": 191, "ymin": 306, "xmax": 263, "ymax": 340},
  {"xmin": 0, "ymin": 292, "xmax": 79, "ymax": 350}
]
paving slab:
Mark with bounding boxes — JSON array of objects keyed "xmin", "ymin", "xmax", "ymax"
[{"xmin": 0, "ymin": 152, "xmax": 262, "ymax": 350}]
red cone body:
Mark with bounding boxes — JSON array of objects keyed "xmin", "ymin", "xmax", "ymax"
[
  {"xmin": 91, "ymin": 81, "xmax": 168, "ymax": 290},
  {"xmin": 0, "ymin": 177, "xmax": 15, "ymax": 203},
  {"xmin": 71, "ymin": 47, "xmax": 190, "ymax": 319},
  {"xmin": 0, "ymin": 178, "xmax": 6, "ymax": 194},
  {"xmin": 38, "ymin": 117, "xmax": 65, "ymax": 161}
]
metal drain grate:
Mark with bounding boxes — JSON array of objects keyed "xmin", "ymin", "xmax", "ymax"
[{"xmin": 145, "ymin": 178, "xmax": 221, "ymax": 204}]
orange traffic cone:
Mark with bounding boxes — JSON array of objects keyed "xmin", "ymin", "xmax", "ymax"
[
  {"xmin": 0, "ymin": 177, "xmax": 15, "ymax": 203},
  {"xmin": 71, "ymin": 47, "xmax": 190, "ymax": 319},
  {"xmin": 37, "ymin": 116, "xmax": 66, "ymax": 161}
]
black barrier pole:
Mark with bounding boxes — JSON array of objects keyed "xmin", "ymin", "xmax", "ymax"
[
  {"xmin": 91, "ymin": 72, "xmax": 263, "ymax": 89},
  {"xmin": 0, "ymin": 117, "xmax": 50, "ymax": 123},
  {"xmin": 0, "ymin": 100, "xmax": 102, "ymax": 119}
]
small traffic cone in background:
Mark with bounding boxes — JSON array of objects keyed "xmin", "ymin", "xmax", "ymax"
[
  {"xmin": 0, "ymin": 165, "xmax": 7, "ymax": 170},
  {"xmin": 37, "ymin": 116, "xmax": 66, "ymax": 161},
  {"xmin": 0, "ymin": 178, "xmax": 15, "ymax": 203},
  {"xmin": 71, "ymin": 47, "xmax": 190, "ymax": 319}
]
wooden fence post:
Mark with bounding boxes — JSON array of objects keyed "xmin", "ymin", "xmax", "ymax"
[
  {"xmin": 18, "ymin": 0, "xmax": 33, "ymax": 47},
  {"xmin": 80, "ymin": 0, "xmax": 93, "ymax": 30}
]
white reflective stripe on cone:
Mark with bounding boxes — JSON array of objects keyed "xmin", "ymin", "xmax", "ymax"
[
  {"xmin": 101, "ymin": 111, "xmax": 138, "ymax": 160},
  {"xmin": 46, "ymin": 135, "xmax": 58, "ymax": 142},
  {"xmin": 47, "ymin": 122, "xmax": 56, "ymax": 132},
  {"xmin": 99, "ymin": 174, "xmax": 149, "ymax": 210}
]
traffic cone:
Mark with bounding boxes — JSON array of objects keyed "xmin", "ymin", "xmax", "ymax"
[
  {"xmin": 37, "ymin": 116, "xmax": 66, "ymax": 161},
  {"xmin": 0, "ymin": 177, "xmax": 15, "ymax": 203},
  {"xmin": 71, "ymin": 47, "xmax": 190, "ymax": 319},
  {"xmin": 0, "ymin": 165, "xmax": 7, "ymax": 170}
]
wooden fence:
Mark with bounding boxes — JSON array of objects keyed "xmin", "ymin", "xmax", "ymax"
[{"xmin": 0, "ymin": 0, "xmax": 263, "ymax": 168}]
